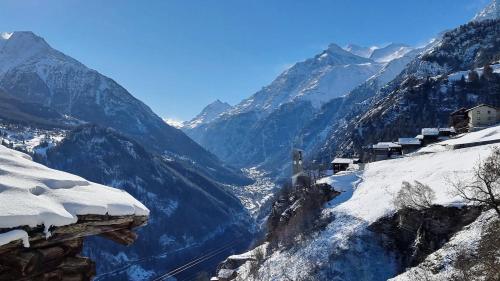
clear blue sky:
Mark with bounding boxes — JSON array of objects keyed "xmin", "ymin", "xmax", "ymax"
[{"xmin": 0, "ymin": 0, "xmax": 489, "ymax": 121}]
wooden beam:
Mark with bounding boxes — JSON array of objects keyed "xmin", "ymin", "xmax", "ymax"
[{"xmin": 99, "ymin": 229, "xmax": 138, "ymax": 246}]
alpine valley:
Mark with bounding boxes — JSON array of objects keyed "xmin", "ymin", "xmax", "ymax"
[{"xmin": 0, "ymin": 1, "xmax": 499, "ymax": 281}]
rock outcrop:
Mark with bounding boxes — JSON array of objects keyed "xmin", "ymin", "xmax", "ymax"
[{"xmin": 369, "ymin": 205, "xmax": 482, "ymax": 270}]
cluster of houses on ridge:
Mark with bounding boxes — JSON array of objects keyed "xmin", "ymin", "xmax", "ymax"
[{"xmin": 331, "ymin": 104, "xmax": 500, "ymax": 174}]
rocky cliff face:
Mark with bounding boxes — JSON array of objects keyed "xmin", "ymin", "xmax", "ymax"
[{"xmin": 369, "ymin": 206, "xmax": 482, "ymax": 270}]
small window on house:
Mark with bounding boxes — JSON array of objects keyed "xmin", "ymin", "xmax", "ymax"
[{"xmin": 488, "ymin": 110, "xmax": 491, "ymax": 114}]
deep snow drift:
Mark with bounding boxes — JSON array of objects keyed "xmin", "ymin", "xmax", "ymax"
[{"xmin": 0, "ymin": 144, "xmax": 149, "ymax": 246}]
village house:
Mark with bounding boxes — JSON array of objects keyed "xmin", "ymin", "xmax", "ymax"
[
  {"xmin": 466, "ymin": 104, "xmax": 500, "ymax": 131},
  {"xmin": 397, "ymin": 138, "xmax": 421, "ymax": 154},
  {"xmin": 450, "ymin": 107, "xmax": 469, "ymax": 133},
  {"xmin": 370, "ymin": 142, "xmax": 402, "ymax": 162},
  {"xmin": 417, "ymin": 128, "xmax": 440, "ymax": 146},
  {"xmin": 331, "ymin": 157, "xmax": 359, "ymax": 173},
  {"xmin": 438, "ymin": 127, "xmax": 456, "ymax": 138}
]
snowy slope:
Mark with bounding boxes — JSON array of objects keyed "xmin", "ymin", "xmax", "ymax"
[
  {"xmin": 0, "ymin": 144, "xmax": 148, "ymax": 241},
  {"xmin": 369, "ymin": 43, "xmax": 413, "ymax": 63},
  {"xmin": 230, "ymin": 126, "xmax": 500, "ymax": 280},
  {"xmin": 344, "ymin": 43, "xmax": 413, "ymax": 63},
  {"xmin": 472, "ymin": 0, "xmax": 499, "ymax": 22},
  {"xmin": 344, "ymin": 44, "xmax": 378, "ymax": 58}
]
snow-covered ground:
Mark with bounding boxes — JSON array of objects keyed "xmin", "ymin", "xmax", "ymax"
[
  {"xmin": 416, "ymin": 124, "xmax": 500, "ymax": 154},
  {"xmin": 0, "ymin": 144, "xmax": 149, "ymax": 246},
  {"xmin": 0, "ymin": 123, "xmax": 66, "ymax": 156},
  {"xmin": 232, "ymin": 125, "xmax": 500, "ymax": 280},
  {"xmin": 446, "ymin": 63, "xmax": 500, "ymax": 81}
]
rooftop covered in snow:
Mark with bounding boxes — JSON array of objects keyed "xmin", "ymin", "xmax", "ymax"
[
  {"xmin": 331, "ymin": 158, "xmax": 358, "ymax": 164},
  {"xmin": 372, "ymin": 142, "xmax": 401, "ymax": 149},
  {"xmin": 397, "ymin": 138, "xmax": 421, "ymax": 145},
  {"xmin": 0, "ymin": 144, "xmax": 149, "ymax": 246}
]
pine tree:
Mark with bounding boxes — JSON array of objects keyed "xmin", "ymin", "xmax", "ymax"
[
  {"xmin": 468, "ymin": 70, "xmax": 480, "ymax": 87},
  {"xmin": 483, "ymin": 64, "xmax": 494, "ymax": 81}
]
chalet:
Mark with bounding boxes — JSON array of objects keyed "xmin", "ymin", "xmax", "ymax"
[
  {"xmin": 331, "ymin": 158, "xmax": 359, "ymax": 173},
  {"xmin": 450, "ymin": 107, "xmax": 469, "ymax": 133},
  {"xmin": 398, "ymin": 138, "xmax": 421, "ymax": 154},
  {"xmin": 371, "ymin": 142, "xmax": 402, "ymax": 161},
  {"xmin": 419, "ymin": 128, "xmax": 440, "ymax": 145},
  {"xmin": 466, "ymin": 104, "xmax": 499, "ymax": 131},
  {"xmin": 438, "ymin": 127, "xmax": 456, "ymax": 137}
]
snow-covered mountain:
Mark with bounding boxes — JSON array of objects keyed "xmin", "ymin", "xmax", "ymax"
[
  {"xmin": 0, "ymin": 31, "xmax": 248, "ymax": 186},
  {"xmin": 369, "ymin": 43, "xmax": 413, "ymax": 63},
  {"xmin": 473, "ymin": 0, "xmax": 499, "ymax": 21},
  {"xmin": 344, "ymin": 43, "xmax": 413, "ymax": 63},
  {"xmin": 184, "ymin": 41, "xmax": 415, "ymax": 179},
  {"xmin": 230, "ymin": 43, "xmax": 382, "ymax": 114},
  {"xmin": 317, "ymin": 18, "xmax": 500, "ymax": 160},
  {"xmin": 344, "ymin": 44, "xmax": 378, "ymax": 58},
  {"xmin": 184, "ymin": 99, "xmax": 232, "ymax": 129},
  {"xmin": 0, "ymin": 31, "xmax": 256, "ymax": 280}
]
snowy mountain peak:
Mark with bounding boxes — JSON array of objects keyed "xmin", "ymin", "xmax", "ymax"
[
  {"xmin": 473, "ymin": 0, "xmax": 499, "ymax": 21},
  {"xmin": 183, "ymin": 99, "xmax": 233, "ymax": 129},
  {"xmin": 344, "ymin": 44, "xmax": 378, "ymax": 58},
  {"xmin": 326, "ymin": 43, "xmax": 348, "ymax": 54},
  {"xmin": 369, "ymin": 43, "xmax": 412, "ymax": 63},
  {"xmin": 318, "ymin": 43, "xmax": 372, "ymax": 63},
  {"xmin": 0, "ymin": 32, "xmax": 12, "ymax": 40},
  {"xmin": 0, "ymin": 31, "xmax": 60, "ymax": 74},
  {"xmin": 1, "ymin": 31, "xmax": 50, "ymax": 49}
]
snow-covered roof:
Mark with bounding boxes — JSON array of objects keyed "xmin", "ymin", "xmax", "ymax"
[
  {"xmin": 331, "ymin": 158, "xmax": 355, "ymax": 164},
  {"xmin": 465, "ymin": 104, "xmax": 498, "ymax": 112},
  {"xmin": 415, "ymin": 134, "xmax": 423, "ymax": 140},
  {"xmin": 0, "ymin": 145, "xmax": 149, "ymax": 240},
  {"xmin": 421, "ymin": 128, "xmax": 439, "ymax": 136},
  {"xmin": 372, "ymin": 142, "xmax": 401, "ymax": 149},
  {"xmin": 439, "ymin": 127, "xmax": 456, "ymax": 133},
  {"xmin": 397, "ymin": 138, "xmax": 421, "ymax": 145}
]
